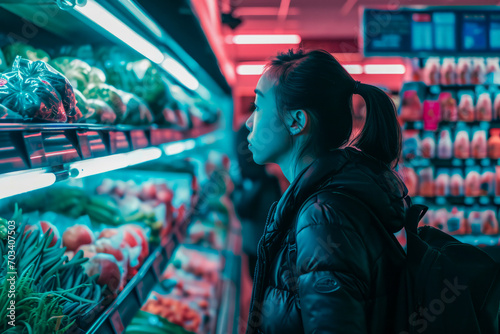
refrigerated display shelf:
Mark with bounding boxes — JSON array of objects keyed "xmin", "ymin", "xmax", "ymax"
[
  {"xmin": 81, "ymin": 205, "xmax": 196, "ymax": 334},
  {"xmin": 0, "ymin": 122, "xmax": 218, "ymax": 175},
  {"xmin": 404, "ymin": 121, "xmax": 500, "ymax": 131},
  {"xmin": 406, "ymin": 157, "xmax": 500, "ymax": 168},
  {"xmin": 413, "ymin": 195, "xmax": 500, "ymax": 206}
]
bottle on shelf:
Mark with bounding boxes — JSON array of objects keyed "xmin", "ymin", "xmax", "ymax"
[
  {"xmin": 457, "ymin": 58, "xmax": 472, "ymax": 85},
  {"xmin": 454, "ymin": 125, "xmax": 470, "ymax": 159},
  {"xmin": 475, "ymin": 92, "xmax": 492, "ymax": 122},
  {"xmin": 471, "ymin": 58, "xmax": 486, "ymax": 85},
  {"xmin": 450, "ymin": 169, "xmax": 465, "ymax": 196},
  {"xmin": 471, "ymin": 127, "xmax": 487, "ymax": 159},
  {"xmin": 438, "ymin": 129, "xmax": 453, "ymax": 159},
  {"xmin": 488, "ymin": 129, "xmax": 500, "ymax": 159}
]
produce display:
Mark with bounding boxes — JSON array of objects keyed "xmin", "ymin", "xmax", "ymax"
[
  {"xmin": 0, "ymin": 205, "xmax": 107, "ymax": 333},
  {"xmin": 0, "ymin": 43, "xmax": 220, "ymax": 127},
  {"xmin": 130, "ymin": 245, "xmax": 221, "ymax": 334}
]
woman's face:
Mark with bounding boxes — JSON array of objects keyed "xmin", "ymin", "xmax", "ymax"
[{"xmin": 245, "ymin": 73, "xmax": 292, "ymax": 165}]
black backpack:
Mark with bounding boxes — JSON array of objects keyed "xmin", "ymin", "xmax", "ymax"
[{"xmin": 290, "ymin": 190, "xmax": 500, "ymax": 334}]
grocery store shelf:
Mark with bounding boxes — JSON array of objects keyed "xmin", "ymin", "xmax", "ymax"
[
  {"xmin": 404, "ymin": 121, "xmax": 500, "ymax": 131},
  {"xmin": 81, "ymin": 234, "xmax": 177, "ymax": 334},
  {"xmin": 413, "ymin": 195, "xmax": 500, "ymax": 206},
  {"xmin": 0, "ymin": 122, "xmax": 218, "ymax": 176},
  {"xmin": 82, "ymin": 202, "xmax": 198, "ymax": 334},
  {"xmin": 407, "ymin": 157, "xmax": 500, "ymax": 168}
]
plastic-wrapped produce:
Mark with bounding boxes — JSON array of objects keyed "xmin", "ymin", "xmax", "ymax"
[
  {"xmin": 435, "ymin": 169, "xmax": 450, "ymax": 197},
  {"xmin": 84, "ymin": 83, "xmax": 126, "ymax": 122},
  {"xmin": 118, "ymin": 91, "xmax": 154, "ymax": 125},
  {"xmin": 457, "ymin": 93, "xmax": 475, "ymax": 122},
  {"xmin": 0, "ymin": 70, "xmax": 67, "ymax": 122},
  {"xmin": 424, "ymin": 58, "xmax": 440, "ymax": 85},
  {"xmin": 465, "ymin": 168, "xmax": 481, "ymax": 197},
  {"xmin": 439, "ymin": 92, "xmax": 457, "ymax": 122},
  {"xmin": 440, "ymin": 58, "xmax": 456, "ymax": 85},
  {"xmin": 418, "ymin": 167, "xmax": 434, "ymax": 197},
  {"xmin": 73, "ymin": 89, "xmax": 96, "ymax": 122},
  {"xmin": 89, "ymin": 66, "xmax": 106, "ymax": 85},
  {"xmin": 49, "ymin": 57, "xmax": 92, "ymax": 92},
  {"xmin": 421, "ymin": 132, "xmax": 436, "ymax": 158},
  {"xmin": 471, "ymin": 59, "xmax": 486, "ymax": 85},
  {"xmin": 14, "ymin": 57, "xmax": 77, "ymax": 118},
  {"xmin": 86, "ymin": 99, "xmax": 116, "ymax": 124},
  {"xmin": 450, "ymin": 169, "xmax": 464, "ymax": 196},
  {"xmin": 2, "ymin": 42, "xmax": 50, "ymax": 66},
  {"xmin": 400, "ymin": 90, "xmax": 422, "ymax": 121},
  {"xmin": 0, "ymin": 49, "xmax": 7, "ymax": 72},
  {"xmin": 471, "ymin": 128, "xmax": 487, "ymax": 159},
  {"xmin": 488, "ymin": 129, "xmax": 500, "ymax": 159},
  {"xmin": 457, "ymin": 58, "xmax": 472, "ymax": 85},
  {"xmin": 476, "ymin": 92, "xmax": 492, "ymax": 121},
  {"xmin": 437, "ymin": 129, "xmax": 453, "ymax": 159}
]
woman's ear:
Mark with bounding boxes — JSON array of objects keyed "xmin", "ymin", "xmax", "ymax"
[{"xmin": 287, "ymin": 109, "xmax": 309, "ymax": 135}]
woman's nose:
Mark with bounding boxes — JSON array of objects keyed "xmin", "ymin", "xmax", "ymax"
[{"xmin": 245, "ymin": 113, "xmax": 254, "ymax": 131}]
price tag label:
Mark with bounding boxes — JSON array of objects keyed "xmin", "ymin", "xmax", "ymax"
[
  {"xmin": 465, "ymin": 158, "xmax": 474, "ymax": 166},
  {"xmin": 481, "ymin": 159, "xmax": 490, "ymax": 166},
  {"xmin": 153, "ymin": 253, "xmax": 163, "ymax": 279},
  {"xmin": 436, "ymin": 197, "xmax": 446, "ymax": 205},
  {"xmin": 165, "ymin": 238, "xmax": 175, "ymax": 259},
  {"xmin": 465, "ymin": 197, "xmax": 474, "ymax": 205},
  {"xmin": 135, "ymin": 280, "xmax": 145, "ymax": 303},
  {"xmin": 479, "ymin": 196, "xmax": 490, "ymax": 205},
  {"xmin": 452, "ymin": 159, "xmax": 461, "ymax": 166},
  {"xmin": 110, "ymin": 311, "xmax": 124, "ymax": 334}
]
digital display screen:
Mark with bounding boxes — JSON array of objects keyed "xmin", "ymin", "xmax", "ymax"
[
  {"xmin": 462, "ymin": 13, "xmax": 487, "ymax": 50},
  {"xmin": 490, "ymin": 14, "xmax": 500, "ymax": 49},
  {"xmin": 433, "ymin": 12, "xmax": 455, "ymax": 50},
  {"xmin": 364, "ymin": 11, "xmax": 411, "ymax": 52},
  {"xmin": 363, "ymin": 8, "xmax": 500, "ymax": 56},
  {"xmin": 412, "ymin": 13, "xmax": 433, "ymax": 50}
]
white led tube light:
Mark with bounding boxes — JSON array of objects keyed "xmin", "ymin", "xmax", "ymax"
[
  {"xmin": 70, "ymin": 147, "xmax": 162, "ymax": 179},
  {"xmin": 0, "ymin": 169, "xmax": 56, "ymax": 199},
  {"xmin": 75, "ymin": 0, "xmax": 164, "ymax": 64}
]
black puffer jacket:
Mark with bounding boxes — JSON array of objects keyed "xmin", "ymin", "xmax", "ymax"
[{"xmin": 247, "ymin": 148, "xmax": 407, "ymax": 334}]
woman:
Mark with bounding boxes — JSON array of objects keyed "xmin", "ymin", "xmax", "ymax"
[
  {"xmin": 233, "ymin": 124, "xmax": 282, "ymax": 278},
  {"xmin": 245, "ymin": 49, "xmax": 407, "ymax": 334}
]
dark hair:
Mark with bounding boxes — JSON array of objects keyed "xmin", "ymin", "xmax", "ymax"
[{"xmin": 264, "ymin": 49, "xmax": 401, "ymax": 169}]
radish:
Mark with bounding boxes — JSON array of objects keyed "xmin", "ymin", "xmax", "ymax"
[
  {"xmin": 62, "ymin": 224, "xmax": 95, "ymax": 251},
  {"xmin": 40, "ymin": 221, "xmax": 60, "ymax": 248},
  {"xmin": 77, "ymin": 244, "xmax": 97, "ymax": 259},
  {"xmin": 84, "ymin": 253, "xmax": 122, "ymax": 294}
]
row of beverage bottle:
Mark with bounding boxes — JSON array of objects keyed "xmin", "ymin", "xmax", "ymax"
[
  {"xmin": 413, "ymin": 57, "xmax": 500, "ymax": 86},
  {"xmin": 401, "ymin": 165, "xmax": 499, "ymax": 198},
  {"xmin": 419, "ymin": 206, "xmax": 499, "ymax": 236},
  {"xmin": 403, "ymin": 127, "xmax": 500, "ymax": 160},
  {"xmin": 401, "ymin": 89, "xmax": 500, "ymax": 123}
]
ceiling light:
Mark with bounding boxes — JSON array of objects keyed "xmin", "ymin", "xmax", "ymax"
[
  {"xmin": 343, "ymin": 64, "xmax": 363, "ymax": 74},
  {"xmin": 236, "ymin": 64, "xmax": 266, "ymax": 75},
  {"xmin": 74, "ymin": 0, "xmax": 164, "ymax": 63},
  {"xmin": 364, "ymin": 64, "xmax": 406, "ymax": 74},
  {"xmin": 231, "ymin": 34, "xmax": 301, "ymax": 44}
]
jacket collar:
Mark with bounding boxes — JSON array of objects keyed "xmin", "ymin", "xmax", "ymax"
[{"xmin": 271, "ymin": 149, "xmax": 350, "ymax": 230}]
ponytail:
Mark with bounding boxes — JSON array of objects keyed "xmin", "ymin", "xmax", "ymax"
[{"xmin": 352, "ymin": 82, "xmax": 401, "ymax": 168}]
